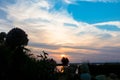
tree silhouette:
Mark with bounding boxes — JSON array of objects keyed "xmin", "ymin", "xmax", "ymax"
[
  {"xmin": 5, "ymin": 28, "xmax": 28, "ymax": 49},
  {"xmin": 0, "ymin": 32, "xmax": 6, "ymax": 45},
  {"xmin": 61, "ymin": 57, "xmax": 69, "ymax": 66},
  {"xmin": 0, "ymin": 28, "xmax": 57, "ymax": 80}
]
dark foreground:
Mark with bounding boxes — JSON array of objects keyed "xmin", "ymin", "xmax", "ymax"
[{"xmin": 0, "ymin": 28, "xmax": 120, "ymax": 80}]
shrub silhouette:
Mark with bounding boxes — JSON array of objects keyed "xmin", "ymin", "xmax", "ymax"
[
  {"xmin": 36, "ymin": 51, "xmax": 57, "ymax": 80},
  {"xmin": 61, "ymin": 57, "xmax": 69, "ymax": 66}
]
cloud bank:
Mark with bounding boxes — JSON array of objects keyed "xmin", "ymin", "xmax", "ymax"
[
  {"xmin": 66, "ymin": 0, "xmax": 120, "ymax": 3},
  {"xmin": 0, "ymin": 0, "xmax": 120, "ymax": 63}
]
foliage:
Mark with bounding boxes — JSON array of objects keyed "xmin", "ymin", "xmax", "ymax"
[
  {"xmin": 0, "ymin": 32, "xmax": 6, "ymax": 45},
  {"xmin": 0, "ymin": 28, "xmax": 57, "ymax": 80},
  {"xmin": 61, "ymin": 57, "xmax": 69, "ymax": 66},
  {"xmin": 5, "ymin": 28, "xmax": 28, "ymax": 49},
  {"xmin": 37, "ymin": 50, "xmax": 48, "ymax": 60},
  {"xmin": 1, "ymin": 28, "xmax": 120, "ymax": 80}
]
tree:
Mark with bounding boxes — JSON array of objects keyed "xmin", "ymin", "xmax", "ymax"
[
  {"xmin": 61, "ymin": 57, "xmax": 69, "ymax": 66},
  {"xmin": 0, "ymin": 28, "xmax": 57, "ymax": 80},
  {"xmin": 0, "ymin": 28, "xmax": 30, "ymax": 80},
  {"xmin": 0, "ymin": 32, "xmax": 6, "ymax": 45},
  {"xmin": 5, "ymin": 28, "xmax": 28, "ymax": 49}
]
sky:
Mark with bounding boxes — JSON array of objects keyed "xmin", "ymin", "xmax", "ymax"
[{"xmin": 0, "ymin": 0, "xmax": 120, "ymax": 63}]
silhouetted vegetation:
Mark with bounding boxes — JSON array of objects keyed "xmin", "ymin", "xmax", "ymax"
[
  {"xmin": 0, "ymin": 32, "xmax": 6, "ymax": 45},
  {"xmin": 61, "ymin": 57, "xmax": 69, "ymax": 66},
  {"xmin": 0, "ymin": 28, "xmax": 120, "ymax": 80},
  {"xmin": 89, "ymin": 63, "xmax": 120, "ymax": 77},
  {"xmin": 0, "ymin": 28, "xmax": 57, "ymax": 80}
]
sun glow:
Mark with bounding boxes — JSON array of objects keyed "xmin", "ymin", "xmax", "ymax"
[{"xmin": 60, "ymin": 54, "xmax": 66, "ymax": 58}]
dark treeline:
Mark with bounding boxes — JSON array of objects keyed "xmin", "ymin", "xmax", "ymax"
[
  {"xmin": 89, "ymin": 63, "xmax": 120, "ymax": 78},
  {"xmin": 0, "ymin": 28, "xmax": 120, "ymax": 80}
]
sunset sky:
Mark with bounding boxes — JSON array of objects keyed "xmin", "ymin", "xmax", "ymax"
[{"xmin": 0, "ymin": 0, "xmax": 120, "ymax": 63}]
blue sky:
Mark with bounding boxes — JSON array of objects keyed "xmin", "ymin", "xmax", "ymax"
[
  {"xmin": 68, "ymin": 1, "xmax": 120, "ymax": 23},
  {"xmin": 0, "ymin": 0, "xmax": 120, "ymax": 63}
]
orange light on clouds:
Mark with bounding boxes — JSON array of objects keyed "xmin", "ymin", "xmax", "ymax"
[{"xmin": 61, "ymin": 54, "xmax": 66, "ymax": 58}]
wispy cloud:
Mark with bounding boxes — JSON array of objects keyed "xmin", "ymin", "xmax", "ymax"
[
  {"xmin": 64, "ymin": 0, "xmax": 78, "ymax": 4},
  {"xmin": 64, "ymin": 0, "xmax": 73, "ymax": 4},
  {"xmin": 77, "ymin": 0, "xmax": 120, "ymax": 3},
  {"xmin": 0, "ymin": 19, "xmax": 13, "ymax": 32},
  {"xmin": 93, "ymin": 21, "xmax": 120, "ymax": 28},
  {"xmin": 64, "ymin": 0, "xmax": 120, "ymax": 3}
]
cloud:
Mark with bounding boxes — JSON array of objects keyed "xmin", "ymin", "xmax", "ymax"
[
  {"xmin": 64, "ymin": 0, "xmax": 73, "ymax": 4},
  {"xmin": 62, "ymin": 0, "xmax": 120, "ymax": 3},
  {"xmin": 0, "ymin": 19, "xmax": 13, "ymax": 32},
  {"xmin": 64, "ymin": 0, "xmax": 77, "ymax": 4},
  {"xmin": 57, "ymin": 46, "xmax": 120, "ymax": 63},
  {"xmin": 0, "ymin": 0, "xmax": 120, "ymax": 62},
  {"xmin": 29, "ymin": 42, "xmax": 60, "ymax": 50},
  {"xmin": 93, "ymin": 21, "xmax": 120, "ymax": 28},
  {"xmin": 77, "ymin": 0, "xmax": 120, "ymax": 3}
]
